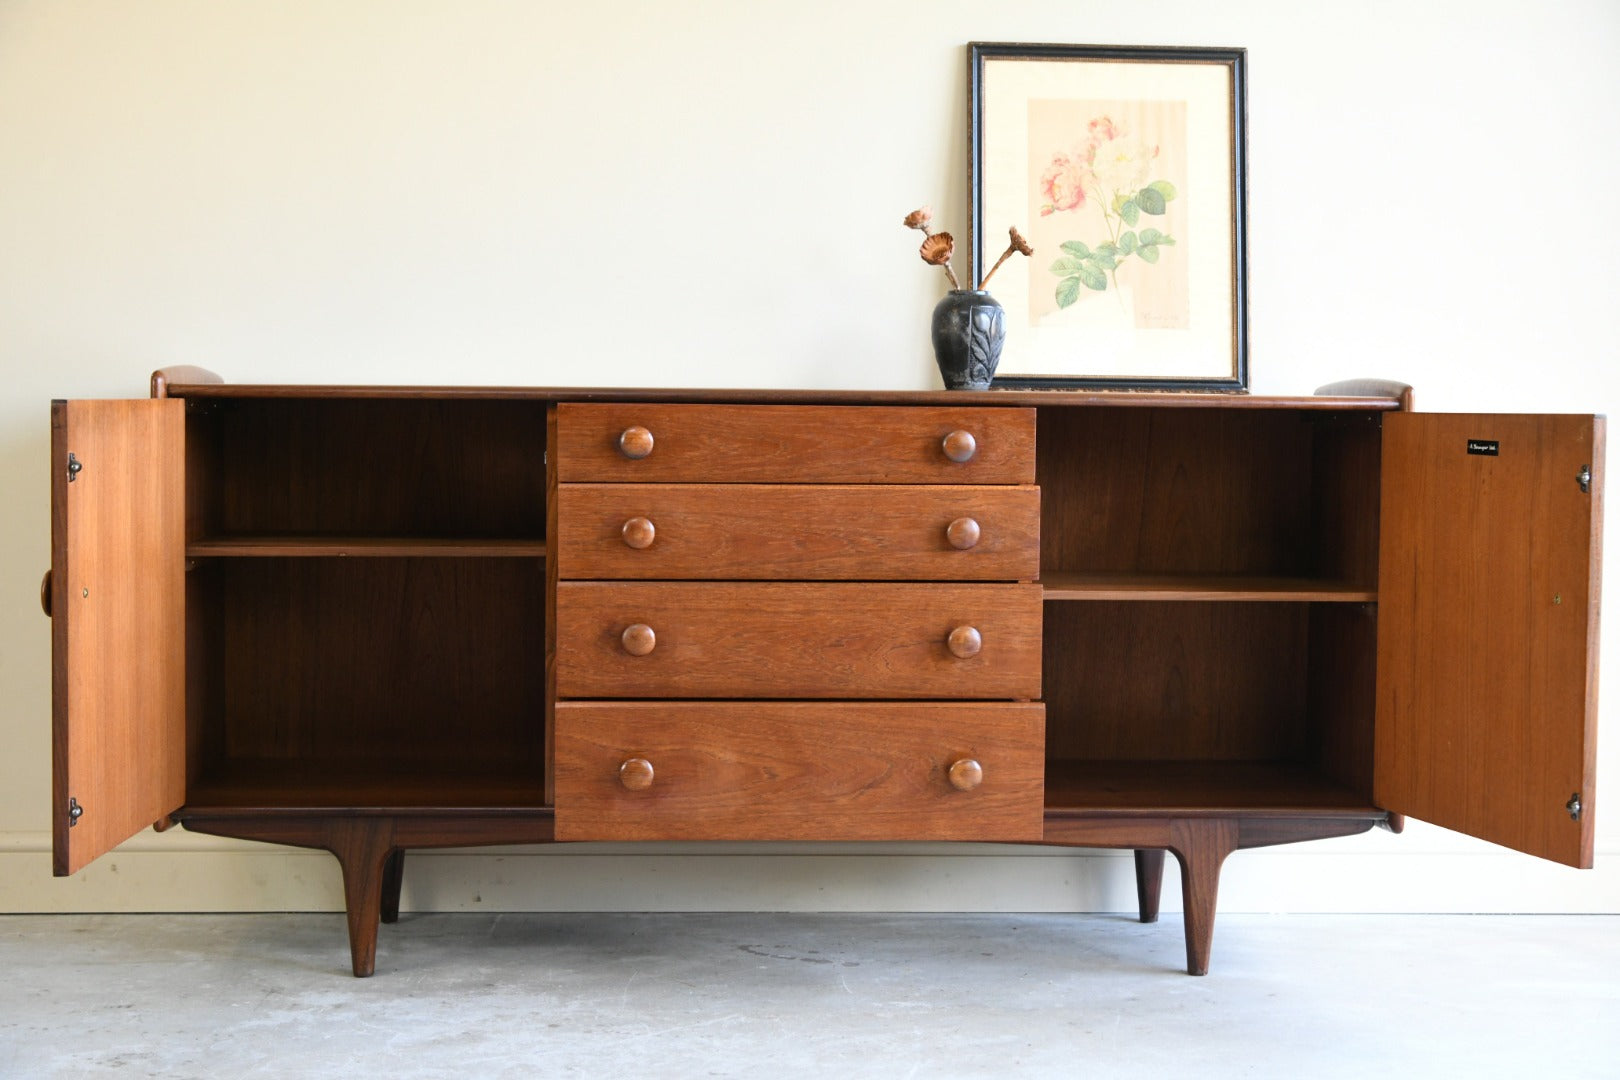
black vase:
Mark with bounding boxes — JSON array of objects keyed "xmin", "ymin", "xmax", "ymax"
[{"xmin": 930, "ymin": 289, "xmax": 1005, "ymax": 390}]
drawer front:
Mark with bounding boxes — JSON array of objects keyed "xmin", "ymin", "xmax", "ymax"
[
  {"xmin": 554, "ymin": 701, "xmax": 1046, "ymax": 841},
  {"xmin": 557, "ymin": 404, "xmax": 1035, "ymax": 484},
  {"xmin": 555, "ymin": 582, "xmax": 1043, "ymax": 699},
  {"xmin": 557, "ymin": 483, "xmax": 1040, "ymax": 581}
]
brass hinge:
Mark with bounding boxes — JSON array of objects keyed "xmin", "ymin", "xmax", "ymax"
[
  {"xmin": 1577, "ymin": 465, "xmax": 1592, "ymax": 494},
  {"xmin": 1566, "ymin": 792, "xmax": 1582, "ymax": 822},
  {"xmin": 66, "ymin": 452, "xmax": 82, "ymax": 483},
  {"xmin": 68, "ymin": 797, "xmax": 83, "ymax": 827}
]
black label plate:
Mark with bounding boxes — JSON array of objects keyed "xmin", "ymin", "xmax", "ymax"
[{"xmin": 1467, "ymin": 439, "xmax": 1499, "ymax": 456}]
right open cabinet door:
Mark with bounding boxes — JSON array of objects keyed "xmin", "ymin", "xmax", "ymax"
[{"xmin": 1375, "ymin": 413, "xmax": 1604, "ymax": 867}]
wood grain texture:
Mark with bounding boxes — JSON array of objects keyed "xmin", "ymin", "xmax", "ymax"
[
  {"xmin": 1375, "ymin": 413, "xmax": 1603, "ymax": 867},
  {"xmin": 1042, "ymin": 601, "xmax": 1309, "ymax": 761},
  {"xmin": 150, "ymin": 366, "xmax": 223, "ymax": 398},
  {"xmin": 555, "ymin": 582, "xmax": 1043, "ymax": 699},
  {"xmin": 557, "ymin": 404, "xmax": 1036, "ymax": 484},
  {"xmin": 1040, "ymin": 571, "xmax": 1373, "ymax": 602},
  {"xmin": 52, "ymin": 399, "xmax": 186, "ymax": 875},
  {"xmin": 1043, "ymin": 760, "xmax": 1378, "ymax": 815},
  {"xmin": 186, "ymin": 537, "xmax": 547, "ymax": 557},
  {"xmin": 1305, "ymin": 603, "xmax": 1378, "ymax": 798},
  {"xmin": 1037, "ymin": 407, "xmax": 1378, "ymax": 584},
  {"xmin": 545, "ymin": 404, "xmax": 559, "ymax": 806},
  {"xmin": 193, "ymin": 558, "xmax": 546, "ymax": 797},
  {"xmin": 202, "ymin": 398, "xmax": 546, "ymax": 539},
  {"xmin": 558, "ymin": 484, "xmax": 1040, "ymax": 581},
  {"xmin": 166, "ymin": 383, "xmax": 1402, "ymax": 411},
  {"xmin": 554, "ymin": 702, "xmax": 1045, "ymax": 841}
]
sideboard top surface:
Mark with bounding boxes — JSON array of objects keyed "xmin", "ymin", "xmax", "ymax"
[{"xmin": 160, "ymin": 383, "xmax": 1403, "ymax": 410}]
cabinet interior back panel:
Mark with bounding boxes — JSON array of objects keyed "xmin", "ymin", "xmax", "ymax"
[
  {"xmin": 1037, "ymin": 408, "xmax": 1380, "ymax": 583},
  {"xmin": 1043, "ymin": 601, "xmax": 1311, "ymax": 761},
  {"xmin": 196, "ymin": 558, "xmax": 545, "ymax": 772},
  {"xmin": 189, "ymin": 400, "xmax": 547, "ymax": 538}
]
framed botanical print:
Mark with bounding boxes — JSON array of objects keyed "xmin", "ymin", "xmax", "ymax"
[{"xmin": 970, "ymin": 43, "xmax": 1248, "ymax": 390}]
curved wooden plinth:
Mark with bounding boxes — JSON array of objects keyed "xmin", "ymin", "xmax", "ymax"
[
  {"xmin": 181, "ymin": 810, "xmax": 556, "ymax": 977},
  {"xmin": 1045, "ymin": 812, "xmax": 1384, "ymax": 975}
]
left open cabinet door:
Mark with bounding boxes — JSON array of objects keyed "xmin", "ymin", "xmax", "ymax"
[{"xmin": 50, "ymin": 399, "xmax": 185, "ymax": 876}]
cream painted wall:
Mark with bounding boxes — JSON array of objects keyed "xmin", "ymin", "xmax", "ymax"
[{"xmin": 2, "ymin": 1, "xmax": 1618, "ymax": 915}]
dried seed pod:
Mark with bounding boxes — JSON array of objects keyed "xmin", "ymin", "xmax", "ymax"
[
  {"xmin": 904, "ymin": 206, "xmax": 934, "ymax": 231},
  {"xmin": 919, "ymin": 232, "xmax": 955, "ymax": 266}
]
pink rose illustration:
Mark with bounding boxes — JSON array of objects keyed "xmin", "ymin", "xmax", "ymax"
[{"xmin": 1039, "ymin": 153, "xmax": 1089, "ymax": 216}]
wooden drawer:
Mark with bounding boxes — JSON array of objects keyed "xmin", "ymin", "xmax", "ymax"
[
  {"xmin": 555, "ymin": 582, "xmax": 1043, "ymax": 699},
  {"xmin": 556, "ymin": 404, "xmax": 1035, "ymax": 484},
  {"xmin": 553, "ymin": 701, "xmax": 1046, "ymax": 841},
  {"xmin": 557, "ymin": 483, "xmax": 1040, "ymax": 581}
]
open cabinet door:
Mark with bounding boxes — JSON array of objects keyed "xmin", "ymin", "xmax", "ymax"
[
  {"xmin": 50, "ymin": 399, "xmax": 185, "ymax": 876},
  {"xmin": 1376, "ymin": 413, "xmax": 1603, "ymax": 867}
]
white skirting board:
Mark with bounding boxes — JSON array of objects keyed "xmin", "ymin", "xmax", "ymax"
[{"xmin": 2, "ymin": 826, "xmax": 1617, "ymax": 915}]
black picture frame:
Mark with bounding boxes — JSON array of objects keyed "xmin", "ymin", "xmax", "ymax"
[{"xmin": 969, "ymin": 43, "xmax": 1248, "ymax": 391}]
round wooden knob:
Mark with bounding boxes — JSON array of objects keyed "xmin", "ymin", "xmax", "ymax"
[
  {"xmin": 946, "ymin": 517, "xmax": 981, "ymax": 550},
  {"xmin": 618, "ymin": 426, "xmax": 655, "ymax": 459},
  {"xmin": 948, "ymin": 758, "xmax": 983, "ymax": 791},
  {"xmin": 39, "ymin": 570, "xmax": 53, "ymax": 617},
  {"xmin": 947, "ymin": 625, "xmax": 982, "ymax": 659},
  {"xmin": 621, "ymin": 623, "xmax": 657, "ymax": 656},
  {"xmin": 942, "ymin": 430, "xmax": 977, "ymax": 463},
  {"xmin": 621, "ymin": 517, "xmax": 656, "ymax": 549},
  {"xmin": 620, "ymin": 757, "xmax": 655, "ymax": 791}
]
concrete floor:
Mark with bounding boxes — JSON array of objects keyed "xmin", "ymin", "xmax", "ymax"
[{"xmin": 1, "ymin": 913, "xmax": 1616, "ymax": 1079}]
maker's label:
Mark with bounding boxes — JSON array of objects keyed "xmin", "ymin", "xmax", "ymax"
[{"xmin": 1467, "ymin": 439, "xmax": 1500, "ymax": 456}]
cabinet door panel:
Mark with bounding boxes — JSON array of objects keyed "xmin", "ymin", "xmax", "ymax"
[
  {"xmin": 1376, "ymin": 413, "xmax": 1602, "ymax": 867},
  {"xmin": 50, "ymin": 400, "xmax": 186, "ymax": 875}
]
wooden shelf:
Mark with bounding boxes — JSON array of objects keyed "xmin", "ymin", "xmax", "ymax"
[
  {"xmin": 186, "ymin": 760, "xmax": 548, "ymax": 811},
  {"xmin": 187, "ymin": 537, "xmax": 547, "ymax": 558},
  {"xmin": 1044, "ymin": 760, "xmax": 1379, "ymax": 816},
  {"xmin": 1041, "ymin": 571, "xmax": 1376, "ymax": 603}
]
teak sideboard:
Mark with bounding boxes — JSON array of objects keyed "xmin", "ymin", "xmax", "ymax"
[{"xmin": 44, "ymin": 369, "xmax": 1604, "ymax": 977}]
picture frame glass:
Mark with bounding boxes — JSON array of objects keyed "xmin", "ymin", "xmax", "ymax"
[{"xmin": 973, "ymin": 46, "xmax": 1246, "ymax": 389}]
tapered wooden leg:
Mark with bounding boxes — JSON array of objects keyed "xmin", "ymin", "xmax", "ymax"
[
  {"xmin": 1169, "ymin": 820, "xmax": 1239, "ymax": 976},
  {"xmin": 380, "ymin": 850, "xmax": 406, "ymax": 925},
  {"xmin": 1133, "ymin": 849, "xmax": 1165, "ymax": 923},
  {"xmin": 326, "ymin": 819, "xmax": 396, "ymax": 978}
]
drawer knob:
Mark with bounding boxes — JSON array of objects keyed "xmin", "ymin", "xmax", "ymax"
[
  {"xmin": 948, "ymin": 758, "xmax": 983, "ymax": 791},
  {"xmin": 621, "ymin": 623, "xmax": 657, "ymax": 656},
  {"xmin": 947, "ymin": 625, "xmax": 982, "ymax": 659},
  {"xmin": 621, "ymin": 517, "xmax": 657, "ymax": 549},
  {"xmin": 942, "ymin": 430, "xmax": 977, "ymax": 463},
  {"xmin": 618, "ymin": 426, "xmax": 655, "ymax": 459},
  {"xmin": 946, "ymin": 517, "xmax": 981, "ymax": 550},
  {"xmin": 619, "ymin": 757, "xmax": 655, "ymax": 791}
]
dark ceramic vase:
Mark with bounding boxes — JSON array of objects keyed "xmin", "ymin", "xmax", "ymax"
[{"xmin": 930, "ymin": 289, "xmax": 1005, "ymax": 390}]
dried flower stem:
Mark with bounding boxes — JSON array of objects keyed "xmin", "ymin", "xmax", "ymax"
[{"xmin": 979, "ymin": 248, "xmax": 1015, "ymax": 290}]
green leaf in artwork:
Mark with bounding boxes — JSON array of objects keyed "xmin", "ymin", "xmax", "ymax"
[
  {"xmin": 1160, "ymin": 234, "xmax": 1176, "ymax": 245},
  {"xmin": 1111, "ymin": 192, "xmax": 1129, "ymax": 214},
  {"xmin": 1136, "ymin": 187, "xmax": 1166, "ymax": 215},
  {"xmin": 1076, "ymin": 263, "xmax": 1108, "ymax": 291},
  {"xmin": 1049, "ymin": 257, "xmax": 1087, "ymax": 276},
  {"xmin": 1136, "ymin": 244, "xmax": 1160, "ymax": 263},
  {"xmin": 1055, "ymin": 276, "xmax": 1082, "ymax": 308},
  {"xmin": 1119, "ymin": 199, "xmax": 1140, "ymax": 226},
  {"xmin": 1138, "ymin": 228, "xmax": 1164, "ymax": 245},
  {"xmin": 1147, "ymin": 180, "xmax": 1178, "ymax": 200},
  {"xmin": 1118, "ymin": 231, "xmax": 1138, "ymax": 255},
  {"xmin": 1060, "ymin": 240, "xmax": 1091, "ymax": 258},
  {"xmin": 1090, "ymin": 250, "xmax": 1118, "ymax": 271}
]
